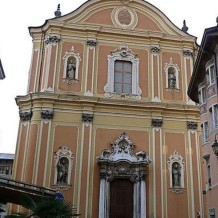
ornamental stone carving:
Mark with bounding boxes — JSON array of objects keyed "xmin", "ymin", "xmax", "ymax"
[
  {"xmin": 45, "ymin": 35, "xmax": 61, "ymax": 44},
  {"xmin": 151, "ymin": 46, "xmax": 160, "ymax": 55},
  {"xmin": 187, "ymin": 121, "xmax": 197, "ymax": 130},
  {"xmin": 82, "ymin": 113, "xmax": 94, "ymax": 123},
  {"xmin": 87, "ymin": 39, "xmax": 97, "ymax": 46},
  {"xmin": 151, "ymin": 118, "xmax": 163, "ymax": 127},
  {"xmin": 183, "ymin": 50, "xmax": 193, "ymax": 57},
  {"xmin": 19, "ymin": 110, "xmax": 32, "ymax": 121},
  {"xmin": 41, "ymin": 110, "xmax": 54, "ymax": 120},
  {"xmin": 97, "ymin": 132, "xmax": 151, "ymax": 182}
]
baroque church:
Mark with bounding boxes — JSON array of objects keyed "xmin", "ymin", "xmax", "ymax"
[{"xmin": 13, "ymin": 0, "xmax": 203, "ymax": 217}]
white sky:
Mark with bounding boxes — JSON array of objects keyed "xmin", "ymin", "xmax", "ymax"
[{"xmin": 0, "ymin": 0, "xmax": 217, "ymax": 154}]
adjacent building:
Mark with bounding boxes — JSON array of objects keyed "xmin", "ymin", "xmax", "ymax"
[
  {"xmin": 188, "ymin": 20, "xmax": 218, "ymax": 218},
  {"xmin": 0, "ymin": 153, "xmax": 14, "ymax": 178},
  {"xmin": 12, "ymin": 0, "xmax": 203, "ymax": 217}
]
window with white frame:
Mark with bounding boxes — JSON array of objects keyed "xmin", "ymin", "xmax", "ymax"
[
  {"xmin": 206, "ymin": 64, "xmax": 216, "ymax": 85},
  {"xmin": 164, "ymin": 58, "xmax": 180, "ymax": 90},
  {"xmin": 201, "ymin": 121, "xmax": 209, "ymax": 143},
  {"xmin": 209, "ymin": 104, "xmax": 218, "ymax": 129},
  {"xmin": 198, "ymin": 86, "xmax": 206, "ymax": 104},
  {"xmin": 104, "ymin": 44, "xmax": 142, "ymax": 98}
]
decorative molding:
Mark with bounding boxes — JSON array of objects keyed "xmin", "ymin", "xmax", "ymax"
[
  {"xmin": 183, "ymin": 49, "xmax": 193, "ymax": 57},
  {"xmin": 187, "ymin": 121, "xmax": 197, "ymax": 130},
  {"xmin": 111, "ymin": 6, "xmax": 138, "ymax": 29},
  {"xmin": 150, "ymin": 46, "xmax": 160, "ymax": 55},
  {"xmin": 19, "ymin": 110, "xmax": 32, "ymax": 121},
  {"xmin": 87, "ymin": 39, "xmax": 97, "ymax": 46},
  {"xmin": 104, "ymin": 44, "xmax": 142, "ymax": 99},
  {"xmin": 97, "ymin": 133, "xmax": 151, "ymax": 218},
  {"xmin": 97, "ymin": 132, "xmax": 151, "ymax": 182},
  {"xmin": 45, "ymin": 35, "xmax": 61, "ymax": 44},
  {"xmin": 82, "ymin": 113, "xmax": 94, "ymax": 123},
  {"xmin": 41, "ymin": 110, "xmax": 54, "ymax": 120},
  {"xmin": 151, "ymin": 118, "xmax": 163, "ymax": 127}
]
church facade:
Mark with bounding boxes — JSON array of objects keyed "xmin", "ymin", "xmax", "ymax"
[{"xmin": 13, "ymin": 0, "xmax": 203, "ymax": 217}]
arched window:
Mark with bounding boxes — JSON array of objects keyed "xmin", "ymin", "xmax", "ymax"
[{"xmin": 63, "ymin": 46, "xmax": 81, "ymax": 84}]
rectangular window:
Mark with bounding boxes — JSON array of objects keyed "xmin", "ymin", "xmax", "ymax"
[
  {"xmin": 114, "ymin": 60, "xmax": 132, "ymax": 94},
  {"xmin": 208, "ymin": 65, "xmax": 216, "ymax": 85},
  {"xmin": 209, "ymin": 104, "xmax": 218, "ymax": 128},
  {"xmin": 201, "ymin": 121, "xmax": 209, "ymax": 143},
  {"xmin": 199, "ymin": 86, "xmax": 206, "ymax": 104}
]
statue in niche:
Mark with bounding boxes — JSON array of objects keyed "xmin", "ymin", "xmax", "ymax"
[
  {"xmin": 172, "ymin": 162, "xmax": 181, "ymax": 187},
  {"xmin": 66, "ymin": 59, "xmax": 76, "ymax": 79},
  {"xmin": 57, "ymin": 157, "xmax": 69, "ymax": 184},
  {"xmin": 168, "ymin": 67, "xmax": 176, "ymax": 88}
]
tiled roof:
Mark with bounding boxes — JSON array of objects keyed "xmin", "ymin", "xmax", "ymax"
[{"xmin": 0, "ymin": 153, "xmax": 14, "ymax": 160}]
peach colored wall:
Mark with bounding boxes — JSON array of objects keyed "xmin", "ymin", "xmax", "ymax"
[
  {"xmin": 165, "ymin": 133, "xmax": 188, "ymax": 218},
  {"xmin": 191, "ymin": 133, "xmax": 201, "ymax": 214},
  {"xmin": 37, "ymin": 123, "xmax": 48, "ymax": 186},
  {"xmin": 80, "ymin": 126, "xmax": 90, "ymax": 217},
  {"xmin": 24, "ymin": 124, "xmax": 38, "ymax": 183},
  {"xmin": 28, "ymin": 50, "xmax": 38, "ymax": 93},
  {"xmin": 84, "ymin": 8, "xmax": 113, "ymax": 26},
  {"xmin": 51, "ymin": 125, "xmax": 78, "ymax": 202},
  {"xmin": 135, "ymin": 12, "xmax": 161, "ymax": 31},
  {"xmin": 58, "ymin": 42, "xmax": 83, "ymax": 92},
  {"xmin": 154, "ymin": 130, "xmax": 162, "ymax": 218},
  {"xmin": 86, "ymin": 48, "xmax": 94, "ymax": 92},
  {"xmin": 48, "ymin": 45, "xmax": 57, "ymax": 88},
  {"xmin": 15, "ymin": 124, "xmax": 28, "ymax": 181}
]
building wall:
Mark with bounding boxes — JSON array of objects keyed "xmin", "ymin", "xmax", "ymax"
[{"xmin": 13, "ymin": 0, "xmax": 202, "ymax": 217}]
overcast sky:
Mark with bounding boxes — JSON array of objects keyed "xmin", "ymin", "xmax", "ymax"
[{"xmin": 0, "ymin": 0, "xmax": 217, "ymax": 154}]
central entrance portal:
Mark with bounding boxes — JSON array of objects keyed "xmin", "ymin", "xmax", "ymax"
[{"xmin": 110, "ymin": 179, "xmax": 133, "ymax": 218}]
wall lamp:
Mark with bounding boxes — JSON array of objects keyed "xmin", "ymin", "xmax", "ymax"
[{"xmin": 212, "ymin": 134, "xmax": 218, "ymax": 157}]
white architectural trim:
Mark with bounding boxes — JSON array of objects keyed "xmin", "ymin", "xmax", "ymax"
[{"xmin": 104, "ymin": 44, "xmax": 142, "ymax": 99}]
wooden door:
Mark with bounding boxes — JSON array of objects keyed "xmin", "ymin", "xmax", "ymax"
[{"xmin": 110, "ymin": 179, "xmax": 133, "ymax": 218}]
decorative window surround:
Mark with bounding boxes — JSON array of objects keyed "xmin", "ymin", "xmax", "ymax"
[
  {"xmin": 97, "ymin": 133, "xmax": 151, "ymax": 218},
  {"xmin": 53, "ymin": 145, "xmax": 74, "ymax": 191},
  {"xmin": 63, "ymin": 46, "xmax": 81, "ymax": 85},
  {"xmin": 164, "ymin": 58, "xmax": 180, "ymax": 91},
  {"xmin": 168, "ymin": 150, "xmax": 185, "ymax": 193},
  {"xmin": 19, "ymin": 110, "xmax": 32, "ymax": 121},
  {"xmin": 104, "ymin": 44, "xmax": 142, "ymax": 100}
]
